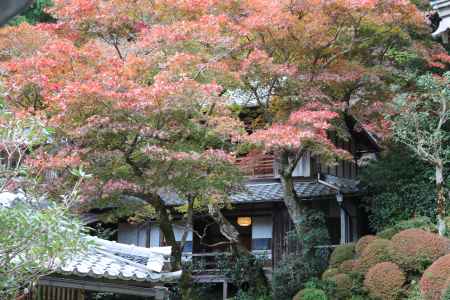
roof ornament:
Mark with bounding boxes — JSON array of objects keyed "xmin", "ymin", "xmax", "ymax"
[{"xmin": 430, "ymin": 0, "xmax": 450, "ymax": 43}]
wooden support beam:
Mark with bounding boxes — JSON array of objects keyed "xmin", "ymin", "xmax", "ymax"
[{"xmin": 340, "ymin": 207, "xmax": 347, "ymax": 245}]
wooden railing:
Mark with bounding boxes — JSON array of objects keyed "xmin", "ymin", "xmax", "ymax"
[
  {"xmin": 182, "ymin": 252, "xmax": 272, "ymax": 274},
  {"xmin": 235, "ymin": 154, "xmax": 276, "ymax": 178}
]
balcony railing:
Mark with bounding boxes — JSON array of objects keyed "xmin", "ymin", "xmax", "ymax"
[
  {"xmin": 181, "ymin": 252, "xmax": 273, "ymax": 275},
  {"xmin": 235, "ymin": 154, "xmax": 276, "ymax": 178}
]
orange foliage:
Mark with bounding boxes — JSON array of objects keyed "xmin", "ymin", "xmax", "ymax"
[
  {"xmin": 354, "ymin": 239, "xmax": 394, "ymax": 274},
  {"xmin": 364, "ymin": 262, "xmax": 405, "ymax": 300},
  {"xmin": 391, "ymin": 229, "xmax": 450, "ymax": 271},
  {"xmin": 420, "ymin": 254, "xmax": 450, "ymax": 300},
  {"xmin": 355, "ymin": 235, "xmax": 379, "ymax": 257}
]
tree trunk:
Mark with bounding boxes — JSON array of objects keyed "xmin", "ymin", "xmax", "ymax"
[
  {"xmin": 278, "ymin": 151, "xmax": 307, "ymax": 226},
  {"xmin": 179, "ymin": 197, "xmax": 195, "ymax": 300},
  {"xmin": 435, "ymin": 161, "xmax": 447, "ymax": 236},
  {"xmin": 208, "ymin": 204, "xmax": 250, "ymax": 255},
  {"xmin": 149, "ymin": 195, "xmax": 182, "ymax": 271}
]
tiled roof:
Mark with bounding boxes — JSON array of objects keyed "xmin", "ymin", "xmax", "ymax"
[
  {"xmin": 111, "ymin": 175, "xmax": 360, "ymax": 207},
  {"xmin": 55, "ymin": 237, "xmax": 181, "ymax": 282},
  {"xmin": 230, "ymin": 175, "xmax": 360, "ymax": 203}
]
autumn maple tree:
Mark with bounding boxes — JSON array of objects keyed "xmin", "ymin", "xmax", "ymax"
[
  {"xmin": 1, "ymin": 18, "xmax": 244, "ymax": 280},
  {"xmin": 0, "ymin": 0, "xmax": 437, "ymax": 247}
]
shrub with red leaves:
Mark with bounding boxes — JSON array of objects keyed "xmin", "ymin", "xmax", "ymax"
[
  {"xmin": 353, "ymin": 238, "xmax": 394, "ymax": 274},
  {"xmin": 339, "ymin": 259, "xmax": 357, "ymax": 274},
  {"xmin": 355, "ymin": 235, "xmax": 378, "ymax": 257},
  {"xmin": 364, "ymin": 262, "xmax": 405, "ymax": 300},
  {"xmin": 420, "ymin": 253, "xmax": 450, "ymax": 300},
  {"xmin": 391, "ymin": 229, "xmax": 450, "ymax": 272}
]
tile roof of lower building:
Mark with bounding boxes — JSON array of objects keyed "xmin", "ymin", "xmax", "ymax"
[
  {"xmin": 0, "ymin": 192, "xmax": 181, "ymax": 283},
  {"xmin": 56, "ymin": 237, "xmax": 181, "ymax": 282}
]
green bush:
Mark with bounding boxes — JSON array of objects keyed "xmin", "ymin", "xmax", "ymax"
[
  {"xmin": 445, "ymin": 217, "xmax": 450, "ymax": 238},
  {"xmin": 443, "ymin": 285, "xmax": 450, "ymax": 300},
  {"xmin": 272, "ymin": 210, "xmax": 330, "ymax": 300},
  {"xmin": 293, "ymin": 288, "xmax": 327, "ymax": 300},
  {"xmin": 329, "ymin": 243, "xmax": 355, "ymax": 267},
  {"xmin": 349, "ymin": 296, "xmax": 366, "ymax": 300},
  {"xmin": 321, "ymin": 268, "xmax": 339, "ymax": 281},
  {"xmin": 217, "ymin": 254, "xmax": 269, "ymax": 297},
  {"xmin": 330, "ymin": 273, "xmax": 352, "ymax": 299},
  {"xmin": 233, "ymin": 292, "xmax": 272, "ymax": 300},
  {"xmin": 360, "ymin": 144, "xmax": 440, "ymax": 232},
  {"xmin": 272, "ymin": 254, "xmax": 326, "ymax": 300},
  {"xmin": 377, "ymin": 227, "xmax": 399, "ymax": 240},
  {"xmin": 377, "ymin": 217, "xmax": 436, "ymax": 240},
  {"xmin": 406, "ymin": 281, "xmax": 424, "ymax": 300}
]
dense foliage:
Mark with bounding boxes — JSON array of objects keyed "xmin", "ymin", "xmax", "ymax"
[
  {"xmin": 360, "ymin": 145, "xmax": 440, "ymax": 232},
  {"xmin": 272, "ymin": 209, "xmax": 330, "ymax": 300},
  {"xmin": 293, "ymin": 288, "xmax": 327, "ymax": 300},
  {"xmin": 377, "ymin": 217, "xmax": 436, "ymax": 240},
  {"xmin": 0, "ymin": 203, "xmax": 86, "ymax": 300},
  {"xmin": 0, "ymin": 111, "xmax": 87, "ymax": 299},
  {"xmin": 391, "ymin": 73, "xmax": 450, "ymax": 235},
  {"xmin": 217, "ymin": 254, "xmax": 270, "ymax": 299},
  {"xmin": 329, "ymin": 244, "xmax": 355, "ymax": 268}
]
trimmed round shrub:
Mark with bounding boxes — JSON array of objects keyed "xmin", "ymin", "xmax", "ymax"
[
  {"xmin": 338, "ymin": 259, "xmax": 357, "ymax": 274},
  {"xmin": 420, "ymin": 253, "xmax": 450, "ymax": 300},
  {"xmin": 331, "ymin": 273, "xmax": 352, "ymax": 299},
  {"xmin": 353, "ymin": 239, "xmax": 394, "ymax": 274},
  {"xmin": 329, "ymin": 243, "xmax": 355, "ymax": 267},
  {"xmin": 355, "ymin": 235, "xmax": 378, "ymax": 256},
  {"xmin": 321, "ymin": 268, "xmax": 339, "ymax": 281},
  {"xmin": 364, "ymin": 262, "xmax": 405, "ymax": 300},
  {"xmin": 391, "ymin": 229, "xmax": 450, "ymax": 272},
  {"xmin": 293, "ymin": 288, "xmax": 327, "ymax": 300}
]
